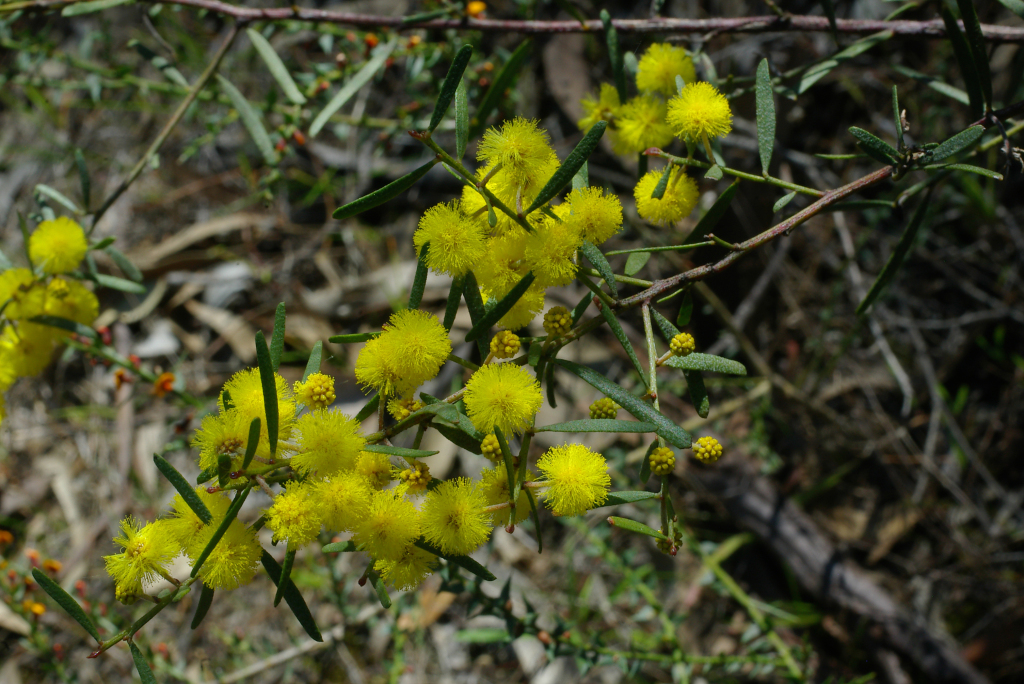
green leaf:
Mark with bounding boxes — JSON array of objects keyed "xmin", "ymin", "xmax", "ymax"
[
  {"xmin": 892, "ymin": 86, "xmax": 904, "ymax": 151},
  {"xmin": 572, "ymin": 291, "xmax": 591, "ymax": 325},
  {"xmin": 415, "ymin": 540, "xmax": 497, "ymax": 581},
  {"xmin": 62, "ymin": 0, "xmax": 134, "ymax": 16},
  {"xmin": 462, "ymin": 272, "xmax": 488, "ymax": 356},
  {"xmin": 525, "ymin": 121, "xmax": 607, "ymax": 215},
  {"xmin": 755, "ymin": 58, "xmax": 776, "ymax": 174},
  {"xmin": 355, "ymin": 394, "xmax": 380, "ymax": 423},
  {"xmin": 154, "ymin": 454, "xmax": 212, "ymax": 524},
  {"xmin": 820, "ymin": 0, "xmax": 839, "ymax": 42},
  {"xmin": 31, "ymin": 569, "xmax": 101, "ymax": 641},
  {"xmin": 639, "ymin": 440, "xmax": 654, "ymax": 483},
  {"xmin": 322, "ymin": 540, "xmax": 359, "ymax": 553},
  {"xmin": 196, "ymin": 466, "xmax": 216, "ymax": 485},
  {"xmin": 579, "ymin": 240, "xmax": 618, "ymax": 298},
  {"xmin": 525, "ymin": 489, "xmax": 542, "ymax": 553},
  {"xmin": 704, "ymin": 164, "xmax": 724, "ymax": 180},
  {"xmin": 270, "ymin": 302, "xmax": 286, "ymax": 372},
  {"xmin": 685, "ymin": 369, "xmax": 710, "ymax": 418},
  {"xmin": 848, "ymin": 127, "xmax": 899, "ymax": 165},
  {"xmin": 652, "ymin": 309, "xmax": 681, "ymax": 341},
  {"xmin": 274, "ymin": 548, "xmax": 296, "ymax": 606},
  {"xmin": 408, "ymin": 242, "xmax": 430, "ymax": 310},
  {"xmin": 465, "ymin": 272, "xmax": 536, "ymax": 341},
  {"xmin": 328, "ymin": 332, "xmax": 380, "ymax": 343},
  {"xmin": 693, "ymin": 179, "xmax": 740, "ymax": 237},
  {"xmin": 29, "ymin": 315, "xmax": 97, "ymax": 339},
  {"xmin": 74, "ymin": 149, "xmax": 91, "ymax": 211},
  {"xmin": 241, "ymin": 417, "xmax": 261, "ymax": 470},
  {"xmin": 103, "ymin": 245, "xmax": 142, "ymax": 282},
  {"xmin": 600, "ymin": 9, "xmax": 627, "ymax": 101},
  {"xmin": 432, "ymin": 421, "xmax": 484, "ymax": 455},
  {"xmin": 493, "ymin": 426, "xmax": 517, "ymax": 512},
  {"xmin": 676, "ymin": 290, "xmax": 693, "ymax": 327},
  {"xmin": 247, "ymin": 29, "xmax": 306, "ymax": 105},
  {"xmin": 129, "ymin": 641, "xmax": 157, "ymax": 684},
  {"xmin": 454, "ymin": 77, "xmax": 469, "ymax": 160},
  {"xmin": 429, "ymin": 44, "xmax": 473, "ymax": 133},
  {"xmin": 856, "ymin": 194, "xmax": 930, "ymax": 315},
  {"xmin": 533, "ymin": 419, "xmax": 659, "ymax": 434},
  {"xmin": 456, "ymin": 628, "xmax": 510, "ymax": 643},
  {"xmin": 607, "ymin": 516, "xmax": 670, "ymax": 541},
  {"xmin": 893, "ymin": 64, "xmax": 970, "ymax": 105},
  {"xmin": 923, "ymin": 163, "xmax": 1002, "ymax": 179},
  {"xmin": 773, "ymin": 192, "xmax": 796, "ymax": 213},
  {"xmin": 664, "ymin": 352, "xmax": 747, "ymax": 375},
  {"xmin": 597, "ymin": 299, "xmax": 647, "ymax": 387},
  {"xmin": 129, "ymin": 40, "xmax": 189, "ymax": 88},
  {"xmin": 956, "ymin": 0, "xmax": 992, "ymax": 109},
  {"xmin": 624, "ymin": 251, "xmax": 651, "ymax": 276},
  {"xmin": 443, "ymin": 275, "xmax": 464, "ymax": 330},
  {"xmin": 89, "ymin": 272, "xmax": 147, "ymax": 294},
  {"xmin": 332, "ymin": 158, "xmax": 435, "ymax": 220},
  {"xmin": 367, "ymin": 568, "xmax": 392, "ymax": 609},
  {"xmin": 998, "ymin": 0, "xmax": 1024, "ymax": 19},
  {"xmin": 651, "ymin": 164, "xmax": 672, "ymax": 200},
  {"xmin": 929, "ymin": 125, "xmax": 984, "ymax": 162},
  {"xmin": 554, "ymin": 359, "xmax": 692, "ymax": 449},
  {"xmin": 363, "ymin": 444, "xmax": 439, "ymax": 458},
  {"xmin": 940, "ymin": 4, "xmax": 985, "ymax": 117},
  {"xmin": 35, "ymin": 184, "xmax": 82, "ymax": 215},
  {"xmin": 216, "ymin": 75, "xmax": 276, "ymax": 166},
  {"xmin": 797, "ymin": 31, "xmax": 893, "ymax": 94},
  {"xmin": 469, "ymin": 40, "xmax": 532, "ymax": 138},
  {"xmin": 302, "ymin": 341, "xmax": 322, "ymax": 383},
  {"xmin": 596, "ymin": 490, "xmax": 661, "ymax": 508},
  {"xmin": 255, "ymin": 331, "xmax": 279, "ymax": 456},
  {"xmin": 261, "ymin": 551, "xmax": 323, "ymax": 641},
  {"xmin": 311, "ymin": 40, "xmax": 396, "ymax": 137},
  {"xmin": 572, "ymin": 161, "xmax": 589, "ymax": 191},
  {"xmin": 192, "ymin": 487, "xmax": 251, "ymax": 578},
  {"xmin": 190, "ymin": 584, "xmax": 215, "ymax": 630}
]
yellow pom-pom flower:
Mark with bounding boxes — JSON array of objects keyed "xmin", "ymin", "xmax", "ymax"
[
  {"xmin": 0, "ymin": 269, "xmax": 46, "ymax": 320},
  {"xmin": 266, "ymin": 482, "xmax": 323, "ymax": 549},
  {"xmin": 649, "ymin": 446, "xmax": 676, "ymax": 476},
  {"xmin": 666, "ymin": 81, "xmax": 733, "ymax": 144},
  {"xmin": 693, "ymin": 435, "xmax": 723, "ymax": 463},
  {"xmin": 463, "ymin": 362, "xmax": 543, "ymax": 436},
  {"xmin": 612, "ymin": 95, "xmax": 675, "ymax": 155},
  {"xmin": 480, "ymin": 466, "xmax": 534, "ymax": 527},
  {"xmin": 421, "ymin": 478, "xmax": 492, "ymax": 556},
  {"xmin": 290, "ymin": 408, "xmax": 365, "ymax": 476},
  {"xmin": 43, "ymin": 277, "xmax": 99, "ymax": 329},
  {"xmin": 670, "ymin": 332, "xmax": 695, "ymax": 356},
  {"xmin": 398, "ymin": 460, "xmax": 431, "ymax": 494},
  {"xmin": 313, "ymin": 472, "xmax": 372, "ymax": 532},
  {"xmin": 523, "ymin": 216, "xmax": 582, "ymax": 288},
  {"xmin": 351, "ymin": 489, "xmax": 421, "ymax": 561},
  {"xmin": 413, "ymin": 200, "xmax": 487, "ymax": 277},
  {"xmin": 565, "ymin": 186, "xmax": 623, "ymax": 246},
  {"xmin": 589, "ymin": 397, "xmax": 619, "ymax": 420},
  {"xmin": 355, "ymin": 310, "xmax": 451, "ymax": 397},
  {"xmin": 29, "ymin": 216, "xmax": 88, "ymax": 275},
  {"xmin": 191, "ymin": 518, "xmax": 262, "ymax": 591},
  {"xmin": 496, "ymin": 284, "xmax": 545, "ymax": 331},
  {"xmin": 475, "ymin": 233, "xmax": 527, "ymax": 295},
  {"xmin": 191, "ymin": 410, "xmax": 254, "ymax": 472},
  {"xmin": 218, "ymin": 368, "xmax": 296, "ymax": 454},
  {"xmin": 477, "ymin": 117, "xmax": 558, "ymax": 189},
  {"xmin": 0, "ymin": 323, "xmax": 56, "ymax": 377},
  {"xmin": 387, "ymin": 397, "xmax": 425, "ymax": 421},
  {"xmin": 294, "ymin": 372, "xmax": 335, "ymax": 410},
  {"xmin": 542, "ymin": 306, "xmax": 573, "ymax": 337},
  {"xmin": 356, "ymin": 450, "xmax": 393, "ymax": 489},
  {"xmin": 536, "ymin": 443, "xmax": 611, "ymax": 516},
  {"xmin": 634, "ymin": 167, "xmax": 699, "ymax": 226},
  {"xmin": 163, "ymin": 487, "xmax": 233, "ymax": 556},
  {"xmin": 374, "ymin": 545, "xmax": 437, "ymax": 591},
  {"xmin": 636, "ymin": 43, "xmax": 696, "ymax": 96},
  {"xmin": 104, "ymin": 516, "xmax": 180, "ymax": 603},
  {"xmin": 489, "ymin": 330, "xmax": 521, "ymax": 360},
  {"xmin": 577, "ymin": 83, "xmax": 621, "ymax": 132}
]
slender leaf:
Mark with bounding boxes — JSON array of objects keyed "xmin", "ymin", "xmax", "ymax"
[
  {"xmin": 857, "ymin": 195, "xmax": 931, "ymax": 314},
  {"xmin": 533, "ymin": 419, "xmax": 658, "ymax": 434},
  {"xmin": 755, "ymin": 58, "xmax": 776, "ymax": 174},
  {"xmin": 596, "ymin": 490, "xmax": 661, "ymax": 508},
  {"xmin": 191, "ymin": 584, "xmax": 215, "ymax": 630},
  {"xmin": 624, "ymin": 251, "xmax": 651, "ymax": 276},
  {"xmin": 129, "ymin": 40, "xmax": 189, "ymax": 87},
  {"xmin": 573, "ymin": 161, "xmax": 589, "ymax": 191},
  {"xmin": 367, "ymin": 568, "xmax": 392, "ymax": 609},
  {"xmin": 693, "ymin": 179, "xmax": 740, "ymax": 237},
  {"xmin": 600, "ymin": 9, "xmax": 627, "ymax": 101},
  {"xmin": 89, "ymin": 272, "xmax": 147, "ymax": 294},
  {"xmin": 333, "ymin": 158, "xmax": 435, "ymax": 220},
  {"xmin": 893, "ymin": 64, "xmax": 970, "ymax": 105},
  {"xmin": 597, "ymin": 300, "xmax": 647, "ymax": 386},
  {"xmin": 154, "ymin": 454, "xmax": 212, "ymax": 523},
  {"xmin": 892, "ymin": 86, "xmax": 904, "ymax": 151},
  {"xmin": 429, "ymin": 44, "xmax": 473, "ymax": 133},
  {"xmin": 525, "ymin": 489, "xmax": 542, "ymax": 552},
  {"xmin": 30, "ymin": 315, "xmax": 97, "ymax": 339},
  {"xmin": 247, "ymin": 28, "xmax": 307, "ymax": 105},
  {"xmin": 432, "ymin": 421, "xmax": 484, "ymax": 454},
  {"xmin": 363, "ymin": 444, "xmax": 439, "ymax": 458},
  {"xmin": 261, "ymin": 551, "xmax": 323, "ymax": 641},
  {"xmin": 685, "ymin": 369, "xmax": 710, "ymax": 418},
  {"xmin": 797, "ymin": 31, "xmax": 893, "ymax": 94},
  {"xmin": 216, "ymin": 75, "xmax": 275, "ymax": 165},
  {"xmin": 443, "ymin": 275, "xmax": 464, "ymax": 330},
  {"xmin": 544, "ymin": 359, "xmax": 557, "ymax": 409},
  {"xmin": 35, "ymin": 184, "xmax": 81, "ymax": 215},
  {"xmin": 457, "ymin": 628, "xmax": 510, "ymax": 643},
  {"xmin": 607, "ymin": 516, "xmax": 670, "ymax": 541},
  {"xmin": 191, "ymin": 487, "xmax": 251, "ymax": 577},
  {"xmin": 75, "ymin": 149, "xmax": 90, "ymax": 211},
  {"xmin": 572, "ymin": 291, "xmax": 591, "ymax": 325},
  {"xmin": 274, "ymin": 548, "xmax": 296, "ymax": 606},
  {"xmin": 241, "ymin": 417, "xmax": 261, "ymax": 470},
  {"xmin": 579, "ymin": 240, "xmax": 618, "ymax": 298},
  {"xmin": 31, "ymin": 569, "xmax": 101, "ymax": 641},
  {"xmin": 773, "ymin": 192, "xmax": 797, "ymax": 213},
  {"xmin": 940, "ymin": 4, "xmax": 984, "ymax": 117},
  {"xmin": 525, "ymin": 121, "xmax": 607, "ymax": 215},
  {"xmin": 129, "ymin": 642, "xmax": 157, "ymax": 684},
  {"xmin": 328, "ymin": 332, "xmax": 380, "ymax": 343},
  {"xmin": 820, "ymin": 0, "xmax": 839, "ymax": 42},
  {"xmin": 462, "ymin": 272, "xmax": 488, "ymax": 356},
  {"xmin": 849, "ymin": 127, "xmax": 899, "ymax": 165},
  {"xmin": 493, "ymin": 427, "xmax": 517, "ymax": 512},
  {"xmin": 923, "ymin": 163, "xmax": 1002, "ymax": 179},
  {"xmin": 103, "ymin": 245, "xmax": 142, "ymax": 282},
  {"xmin": 956, "ymin": 0, "xmax": 992, "ymax": 108},
  {"xmin": 998, "ymin": 0, "xmax": 1024, "ymax": 19},
  {"xmin": 407, "ymin": 242, "xmax": 430, "ymax": 310},
  {"xmin": 455, "ymin": 78, "xmax": 469, "ymax": 160},
  {"xmin": 270, "ymin": 302, "xmax": 286, "ymax": 372},
  {"xmin": 196, "ymin": 466, "xmax": 216, "ymax": 485},
  {"xmin": 469, "ymin": 40, "xmax": 532, "ymax": 138},
  {"xmin": 255, "ymin": 332, "xmax": 279, "ymax": 456},
  {"xmin": 322, "ymin": 540, "xmax": 359, "ymax": 553},
  {"xmin": 664, "ymin": 352, "xmax": 747, "ymax": 375},
  {"xmin": 302, "ymin": 341, "xmax": 323, "ymax": 383},
  {"xmin": 62, "ymin": 0, "xmax": 134, "ymax": 16},
  {"xmin": 355, "ymin": 394, "xmax": 380, "ymax": 423},
  {"xmin": 651, "ymin": 163, "xmax": 672, "ymax": 200},
  {"xmin": 554, "ymin": 359, "xmax": 692, "ymax": 448},
  {"xmin": 930, "ymin": 125, "xmax": 984, "ymax": 162},
  {"xmin": 676, "ymin": 290, "xmax": 694, "ymax": 327},
  {"xmin": 311, "ymin": 40, "xmax": 396, "ymax": 137},
  {"xmin": 415, "ymin": 540, "xmax": 497, "ymax": 581},
  {"xmin": 465, "ymin": 272, "xmax": 535, "ymax": 341}
]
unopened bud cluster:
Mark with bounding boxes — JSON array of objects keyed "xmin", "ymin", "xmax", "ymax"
[
  {"xmin": 649, "ymin": 446, "xmax": 675, "ymax": 476},
  {"xmin": 489, "ymin": 330, "xmax": 521, "ymax": 359},
  {"xmin": 399, "ymin": 461, "xmax": 431, "ymax": 493},
  {"xmin": 589, "ymin": 397, "xmax": 619, "ymax": 420},
  {"xmin": 543, "ymin": 306, "xmax": 573, "ymax": 337},
  {"xmin": 670, "ymin": 332, "xmax": 695, "ymax": 356},
  {"xmin": 480, "ymin": 433, "xmax": 501, "ymax": 461},
  {"xmin": 692, "ymin": 436, "xmax": 723, "ymax": 463}
]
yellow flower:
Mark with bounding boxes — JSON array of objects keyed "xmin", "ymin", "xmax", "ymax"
[
  {"xmin": 666, "ymin": 81, "xmax": 733, "ymax": 142},
  {"xmin": 374, "ymin": 545, "xmax": 437, "ymax": 591},
  {"xmin": 475, "ymin": 233, "xmax": 527, "ymax": 295},
  {"xmin": 398, "ymin": 460, "xmax": 432, "ymax": 494},
  {"xmin": 29, "ymin": 216, "xmax": 88, "ymax": 275},
  {"xmin": 0, "ymin": 323, "xmax": 56, "ymax": 377},
  {"xmin": 356, "ymin": 450, "xmax": 393, "ymax": 489},
  {"xmin": 290, "ymin": 408, "xmax": 365, "ymax": 476},
  {"xmin": 477, "ymin": 117, "xmax": 558, "ymax": 189},
  {"xmin": 692, "ymin": 435, "xmax": 723, "ymax": 463},
  {"xmin": 191, "ymin": 518, "xmax": 262, "ymax": 591},
  {"xmin": 636, "ymin": 43, "xmax": 696, "ymax": 96},
  {"xmin": 218, "ymin": 368, "xmax": 296, "ymax": 453},
  {"xmin": 0, "ymin": 269, "xmax": 46, "ymax": 320},
  {"xmin": 480, "ymin": 433, "xmax": 501, "ymax": 462},
  {"xmin": 523, "ymin": 212, "xmax": 583, "ymax": 288},
  {"xmin": 577, "ymin": 83, "xmax": 621, "ymax": 132},
  {"xmin": 670, "ymin": 332, "xmax": 695, "ymax": 356},
  {"xmin": 480, "ymin": 466, "xmax": 533, "ymax": 527},
  {"xmin": 351, "ymin": 489, "xmax": 421, "ymax": 562},
  {"xmin": 565, "ymin": 186, "xmax": 623, "ymax": 245},
  {"xmin": 633, "ymin": 167, "xmax": 699, "ymax": 226},
  {"xmin": 387, "ymin": 397, "xmax": 425, "ymax": 421},
  {"xmin": 43, "ymin": 277, "xmax": 99, "ymax": 328},
  {"xmin": 104, "ymin": 516, "xmax": 179, "ymax": 603},
  {"xmin": 612, "ymin": 94, "xmax": 675, "ymax": 155},
  {"xmin": 191, "ymin": 410, "xmax": 254, "ymax": 472},
  {"xmin": 293, "ymin": 372, "xmax": 335, "ymax": 410},
  {"xmin": 266, "ymin": 482, "xmax": 323, "ymax": 549},
  {"xmin": 421, "ymin": 478, "xmax": 492, "ymax": 556},
  {"xmin": 163, "ymin": 487, "xmax": 233, "ymax": 557},
  {"xmin": 463, "ymin": 362, "xmax": 542, "ymax": 436},
  {"xmin": 355, "ymin": 310, "xmax": 451, "ymax": 397},
  {"xmin": 497, "ymin": 285, "xmax": 545, "ymax": 332},
  {"xmin": 413, "ymin": 200, "xmax": 487, "ymax": 276},
  {"xmin": 536, "ymin": 443, "xmax": 610, "ymax": 516},
  {"xmin": 314, "ymin": 472, "xmax": 373, "ymax": 532}
]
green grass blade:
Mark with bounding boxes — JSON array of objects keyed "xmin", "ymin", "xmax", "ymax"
[{"xmin": 956, "ymin": 0, "xmax": 992, "ymax": 109}]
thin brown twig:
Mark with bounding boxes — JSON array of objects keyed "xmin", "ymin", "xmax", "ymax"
[{"xmin": 5, "ymin": 0, "xmax": 1024, "ymax": 43}]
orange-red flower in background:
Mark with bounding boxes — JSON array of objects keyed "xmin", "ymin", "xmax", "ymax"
[{"xmin": 153, "ymin": 372, "xmax": 175, "ymax": 397}]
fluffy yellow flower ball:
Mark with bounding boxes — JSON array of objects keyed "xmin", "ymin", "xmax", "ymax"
[{"xmin": 29, "ymin": 216, "xmax": 88, "ymax": 275}]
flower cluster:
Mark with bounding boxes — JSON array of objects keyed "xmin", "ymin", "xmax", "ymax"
[{"xmin": 0, "ymin": 217, "xmax": 98, "ymax": 426}]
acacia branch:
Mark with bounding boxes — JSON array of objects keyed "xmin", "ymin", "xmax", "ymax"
[{"xmin": 5, "ymin": 0, "xmax": 1024, "ymax": 43}]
